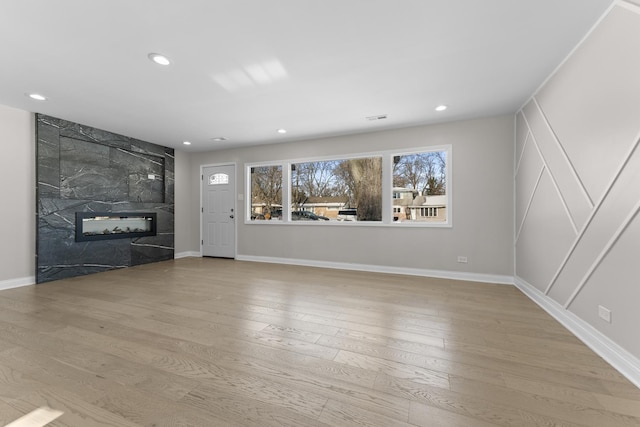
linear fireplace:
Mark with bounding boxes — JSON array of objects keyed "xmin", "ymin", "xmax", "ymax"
[{"xmin": 75, "ymin": 212, "xmax": 157, "ymax": 242}]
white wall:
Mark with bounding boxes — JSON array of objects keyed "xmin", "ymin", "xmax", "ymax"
[
  {"xmin": 515, "ymin": 1, "xmax": 640, "ymax": 385},
  {"xmin": 0, "ymin": 105, "xmax": 35, "ymax": 288},
  {"xmin": 189, "ymin": 115, "xmax": 514, "ymax": 282}
]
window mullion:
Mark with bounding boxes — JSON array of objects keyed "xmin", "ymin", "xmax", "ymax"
[
  {"xmin": 283, "ymin": 162, "xmax": 292, "ymax": 222},
  {"xmin": 381, "ymin": 154, "xmax": 392, "ymax": 224}
]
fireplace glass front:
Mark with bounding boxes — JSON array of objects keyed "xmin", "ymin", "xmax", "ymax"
[{"xmin": 75, "ymin": 212, "xmax": 157, "ymax": 242}]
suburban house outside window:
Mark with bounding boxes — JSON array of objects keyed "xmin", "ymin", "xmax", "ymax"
[
  {"xmin": 246, "ymin": 145, "xmax": 450, "ymax": 226},
  {"xmin": 392, "ymin": 149, "xmax": 448, "ymax": 224}
]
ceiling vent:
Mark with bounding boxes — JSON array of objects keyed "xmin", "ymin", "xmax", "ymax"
[
  {"xmin": 366, "ymin": 114, "xmax": 387, "ymax": 121},
  {"xmin": 212, "ymin": 137, "xmax": 228, "ymax": 142}
]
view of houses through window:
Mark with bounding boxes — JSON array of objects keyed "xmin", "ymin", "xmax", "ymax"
[
  {"xmin": 392, "ymin": 151, "xmax": 447, "ymax": 222},
  {"xmin": 249, "ymin": 147, "xmax": 449, "ymax": 225}
]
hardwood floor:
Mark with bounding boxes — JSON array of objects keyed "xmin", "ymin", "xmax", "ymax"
[{"xmin": 0, "ymin": 257, "xmax": 638, "ymax": 426}]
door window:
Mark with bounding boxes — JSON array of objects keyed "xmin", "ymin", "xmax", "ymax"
[{"xmin": 209, "ymin": 173, "xmax": 229, "ymax": 185}]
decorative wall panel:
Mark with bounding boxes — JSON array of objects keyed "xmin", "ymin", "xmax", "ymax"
[
  {"xmin": 515, "ymin": 170, "xmax": 576, "ymax": 292},
  {"xmin": 515, "ymin": 131, "xmax": 543, "ymax": 235},
  {"xmin": 36, "ymin": 114, "xmax": 174, "ymax": 283},
  {"xmin": 521, "ymin": 100, "xmax": 592, "ymax": 231},
  {"xmin": 548, "ymin": 145, "xmax": 640, "ymax": 303},
  {"xmin": 572, "ymin": 214, "xmax": 640, "ymax": 357},
  {"xmin": 515, "ymin": 2, "xmax": 640, "ymax": 362},
  {"xmin": 536, "ymin": 6, "xmax": 640, "ymax": 204}
]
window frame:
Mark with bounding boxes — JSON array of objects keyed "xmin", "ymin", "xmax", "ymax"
[
  {"xmin": 247, "ymin": 162, "xmax": 285, "ymax": 222},
  {"xmin": 390, "ymin": 146, "xmax": 451, "ymax": 227},
  {"xmin": 244, "ymin": 145, "xmax": 451, "ymax": 227}
]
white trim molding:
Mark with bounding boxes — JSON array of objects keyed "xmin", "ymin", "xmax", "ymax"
[
  {"xmin": 174, "ymin": 251, "xmax": 201, "ymax": 259},
  {"xmin": 515, "ymin": 276, "xmax": 640, "ymax": 390},
  {"xmin": 619, "ymin": 0, "xmax": 640, "ymax": 15},
  {"xmin": 236, "ymin": 254, "xmax": 513, "ymax": 285},
  {"xmin": 0, "ymin": 276, "xmax": 35, "ymax": 291}
]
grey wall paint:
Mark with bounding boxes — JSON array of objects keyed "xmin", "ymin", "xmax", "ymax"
[
  {"xmin": 515, "ymin": 4, "xmax": 640, "ymax": 358},
  {"xmin": 0, "ymin": 104, "xmax": 35, "ymax": 283},
  {"xmin": 174, "ymin": 149, "xmax": 193, "ymax": 254},
  {"xmin": 35, "ymin": 114, "xmax": 175, "ymax": 283},
  {"xmin": 189, "ymin": 115, "xmax": 514, "ymax": 277}
]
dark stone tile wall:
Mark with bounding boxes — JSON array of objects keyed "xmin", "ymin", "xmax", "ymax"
[{"xmin": 36, "ymin": 114, "xmax": 175, "ymax": 283}]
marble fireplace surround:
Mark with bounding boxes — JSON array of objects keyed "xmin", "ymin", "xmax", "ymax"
[{"xmin": 36, "ymin": 114, "xmax": 174, "ymax": 283}]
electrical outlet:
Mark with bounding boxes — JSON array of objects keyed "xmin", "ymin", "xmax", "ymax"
[
  {"xmin": 457, "ymin": 256, "xmax": 468, "ymax": 263},
  {"xmin": 598, "ymin": 305, "xmax": 611, "ymax": 323}
]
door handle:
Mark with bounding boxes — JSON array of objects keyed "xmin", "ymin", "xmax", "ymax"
[{"xmin": 230, "ymin": 215, "xmax": 234, "ymax": 219}]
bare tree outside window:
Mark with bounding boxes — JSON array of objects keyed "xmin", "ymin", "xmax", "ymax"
[
  {"xmin": 291, "ymin": 160, "xmax": 341, "ymax": 209},
  {"xmin": 247, "ymin": 147, "xmax": 449, "ymax": 225},
  {"xmin": 335, "ymin": 157, "xmax": 382, "ymax": 221},
  {"xmin": 292, "ymin": 157, "xmax": 382, "ymax": 221},
  {"xmin": 393, "ymin": 152, "xmax": 446, "ymax": 195},
  {"xmin": 250, "ymin": 165, "xmax": 282, "ymax": 220}
]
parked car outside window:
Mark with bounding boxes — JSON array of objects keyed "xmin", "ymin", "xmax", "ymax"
[
  {"xmin": 337, "ymin": 209, "xmax": 357, "ymax": 221},
  {"xmin": 291, "ymin": 211, "xmax": 329, "ymax": 221}
]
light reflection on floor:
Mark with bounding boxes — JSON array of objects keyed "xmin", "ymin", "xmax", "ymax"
[{"xmin": 4, "ymin": 407, "xmax": 63, "ymax": 427}]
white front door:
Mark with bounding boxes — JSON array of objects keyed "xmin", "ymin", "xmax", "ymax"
[{"xmin": 202, "ymin": 164, "xmax": 236, "ymax": 258}]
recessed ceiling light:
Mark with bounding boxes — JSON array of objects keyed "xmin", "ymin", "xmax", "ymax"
[
  {"xmin": 182, "ymin": 141, "xmax": 191, "ymax": 145},
  {"xmin": 277, "ymin": 129, "xmax": 287, "ymax": 134},
  {"xmin": 148, "ymin": 53, "xmax": 171, "ymax": 66},
  {"xmin": 212, "ymin": 137, "xmax": 228, "ymax": 142},
  {"xmin": 27, "ymin": 93, "xmax": 47, "ymax": 101},
  {"xmin": 435, "ymin": 105, "xmax": 448, "ymax": 112}
]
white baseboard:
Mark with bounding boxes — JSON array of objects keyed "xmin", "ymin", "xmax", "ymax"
[
  {"xmin": 174, "ymin": 251, "xmax": 201, "ymax": 259},
  {"xmin": 0, "ymin": 276, "xmax": 35, "ymax": 291},
  {"xmin": 514, "ymin": 276, "xmax": 640, "ymax": 390},
  {"xmin": 236, "ymin": 254, "xmax": 514, "ymax": 285}
]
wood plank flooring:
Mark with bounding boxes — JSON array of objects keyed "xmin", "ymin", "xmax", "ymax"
[{"xmin": 0, "ymin": 257, "xmax": 638, "ymax": 426}]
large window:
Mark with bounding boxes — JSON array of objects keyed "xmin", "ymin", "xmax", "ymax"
[
  {"xmin": 246, "ymin": 146, "xmax": 450, "ymax": 226},
  {"xmin": 291, "ymin": 157, "xmax": 382, "ymax": 221}
]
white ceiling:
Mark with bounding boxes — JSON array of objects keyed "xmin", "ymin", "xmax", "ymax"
[{"xmin": 0, "ymin": 0, "xmax": 613, "ymax": 152}]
